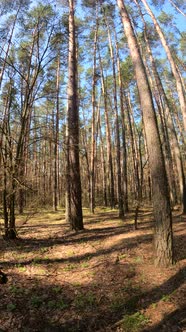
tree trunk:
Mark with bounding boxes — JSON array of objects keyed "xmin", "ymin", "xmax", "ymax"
[
  {"xmin": 125, "ymin": 92, "xmax": 141, "ymax": 201},
  {"xmin": 2, "ymin": 145, "xmax": 9, "ymax": 238},
  {"xmin": 115, "ymin": 32, "xmax": 129, "ymax": 213},
  {"xmin": 139, "ymin": 14, "xmax": 186, "ymax": 213},
  {"xmin": 117, "ymin": 0, "xmax": 174, "ymax": 266},
  {"xmin": 90, "ymin": 13, "xmax": 98, "ymax": 214},
  {"xmin": 98, "ymin": 45, "xmax": 115, "ymax": 209},
  {"xmin": 168, "ymin": 0, "xmax": 186, "ymax": 18},
  {"xmin": 0, "ymin": 6, "xmax": 20, "ymax": 89},
  {"xmin": 140, "ymin": 0, "xmax": 186, "ymax": 132},
  {"xmin": 66, "ymin": 0, "xmax": 83, "ymax": 230},
  {"xmin": 105, "ymin": 18, "xmax": 124, "ymax": 218},
  {"xmin": 53, "ymin": 53, "xmax": 60, "ymax": 211},
  {"xmin": 82, "ymin": 110, "xmax": 91, "ymax": 206}
]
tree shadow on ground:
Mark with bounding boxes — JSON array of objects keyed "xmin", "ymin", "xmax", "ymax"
[
  {"xmin": 0, "ymin": 231, "xmax": 153, "ymax": 268},
  {"xmin": 125, "ymin": 265, "xmax": 186, "ymax": 310},
  {"xmin": 0, "ymin": 268, "xmax": 132, "ymax": 331},
  {"xmin": 0, "ymin": 263, "xmax": 185, "ymax": 331},
  {"xmin": 142, "ymin": 306, "xmax": 186, "ymax": 332},
  {"xmin": 1, "ymin": 221, "xmax": 185, "ymax": 272},
  {"xmin": 120, "ymin": 264, "xmax": 186, "ymax": 332},
  {"xmin": 17, "ymin": 223, "xmax": 69, "ymax": 229},
  {"xmin": 0, "ymin": 207, "xmax": 186, "ymax": 331},
  {"xmin": 0, "ymin": 219, "xmax": 153, "ymax": 255}
]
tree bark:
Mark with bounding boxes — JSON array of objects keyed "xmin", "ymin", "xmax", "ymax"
[
  {"xmin": 53, "ymin": 53, "xmax": 60, "ymax": 211},
  {"xmin": 98, "ymin": 45, "xmax": 115, "ymax": 209},
  {"xmin": 105, "ymin": 18, "xmax": 124, "ymax": 218},
  {"xmin": 115, "ymin": 34, "xmax": 128, "ymax": 212},
  {"xmin": 90, "ymin": 11, "xmax": 98, "ymax": 214},
  {"xmin": 138, "ymin": 11, "xmax": 186, "ymax": 213},
  {"xmin": 140, "ymin": 0, "xmax": 186, "ymax": 132},
  {"xmin": 117, "ymin": 0, "xmax": 174, "ymax": 266},
  {"xmin": 66, "ymin": 0, "xmax": 83, "ymax": 230}
]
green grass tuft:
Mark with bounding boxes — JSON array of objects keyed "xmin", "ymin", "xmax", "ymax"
[{"xmin": 121, "ymin": 312, "xmax": 149, "ymax": 332}]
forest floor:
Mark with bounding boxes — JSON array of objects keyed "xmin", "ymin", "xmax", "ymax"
[{"xmin": 0, "ymin": 206, "xmax": 186, "ymax": 332}]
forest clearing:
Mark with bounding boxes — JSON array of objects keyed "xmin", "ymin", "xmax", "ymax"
[{"xmin": 0, "ymin": 207, "xmax": 186, "ymax": 331}]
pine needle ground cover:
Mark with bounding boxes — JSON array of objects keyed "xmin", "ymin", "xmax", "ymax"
[{"xmin": 0, "ymin": 208, "xmax": 186, "ymax": 331}]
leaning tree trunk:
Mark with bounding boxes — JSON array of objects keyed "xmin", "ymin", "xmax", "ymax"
[
  {"xmin": 168, "ymin": 0, "xmax": 186, "ymax": 17},
  {"xmin": 0, "ymin": 6, "xmax": 20, "ymax": 89},
  {"xmin": 117, "ymin": 0, "xmax": 174, "ymax": 267},
  {"xmin": 66, "ymin": 0, "xmax": 83, "ymax": 230},
  {"xmin": 140, "ymin": 0, "xmax": 186, "ymax": 132},
  {"xmin": 145, "ymin": 39, "xmax": 185, "ymax": 211},
  {"xmin": 141, "ymin": 48, "xmax": 177, "ymax": 206},
  {"xmin": 135, "ymin": 4, "xmax": 186, "ymax": 213}
]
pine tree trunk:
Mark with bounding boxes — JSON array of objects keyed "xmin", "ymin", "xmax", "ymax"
[
  {"xmin": 98, "ymin": 46, "xmax": 115, "ymax": 209},
  {"xmin": 90, "ymin": 15, "xmax": 98, "ymax": 214},
  {"xmin": 53, "ymin": 53, "xmax": 60, "ymax": 211},
  {"xmin": 0, "ymin": 6, "xmax": 20, "ymax": 89},
  {"xmin": 140, "ymin": 0, "xmax": 186, "ymax": 132},
  {"xmin": 2, "ymin": 146, "xmax": 9, "ymax": 238},
  {"xmin": 81, "ymin": 113, "xmax": 91, "ymax": 206},
  {"xmin": 141, "ymin": 19, "xmax": 186, "ymax": 213},
  {"xmin": 106, "ymin": 19, "xmax": 124, "ymax": 218},
  {"xmin": 142, "ymin": 49, "xmax": 177, "ymax": 206},
  {"xmin": 115, "ymin": 33, "xmax": 129, "ymax": 213},
  {"xmin": 168, "ymin": 0, "xmax": 186, "ymax": 17},
  {"xmin": 66, "ymin": 0, "xmax": 83, "ymax": 230},
  {"xmin": 125, "ymin": 92, "xmax": 140, "ymax": 200},
  {"xmin": 117, "ymin": 0, "xmax": 174, "ymax": 266}
]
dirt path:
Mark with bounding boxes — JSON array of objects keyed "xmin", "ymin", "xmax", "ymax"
[{"xmin": 0, "ymin": 207, "xmax": 186, "ymax": 331}]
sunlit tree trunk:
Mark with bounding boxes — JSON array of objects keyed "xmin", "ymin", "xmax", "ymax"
[
  {"xmin": 90, "ymin": 12, "xmax": 98, "ymax": 214},
  {"xmin": 125, "ymin": 92, "xmax": 141, "ymax": 201},
  {"xmin": 115, "ymin": 34, "xmax": 128, "ymax": 212},
  {"xmin": 98, "ymin": 112, "xmax": 108, "ymax": 207},
  {"xmin": 168, "ymin": 0, "xmax": 186, "ymax": 18},
  {"xmin": 117, "ymin": 0, "xmax": 174, "ymax": 266},
  {"xmin": 0, "ymin": 6, "xmax": 20, "ymax": 89},
  {"xmin": 141, "ymin": 46, "xmax": 177, "ymax": 205},
  {"xmin": 140, "ymin": 0, "xmax": 186, "ymax": 132},
  {"xmin": 137, "ymin": 10, "xmax": 186, "ymax": 213},
  {"xmin": 66, "ymin": 0, "xmax": 83, "ymax": 230},
  {"xmin": 105, "ymin": 18, "xmax": 124, "ymax": 218},
  {"xmin": 1, "ymin": 93, "xmax": 11, "ymax": 237},
  {"xmin": 82, "ymin": 109, "xmax": 91, "ymax": 205},
  {"xmin": 53, "ymin": 53, "xmax": 60, "ymax": 211},
  {"xmin": 1, "ymin": 83, "xmax": 17, "ymax": 239},
  {"xmin": 98, "ymin": 45, "xmax": 115, "ymax": 209}
]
